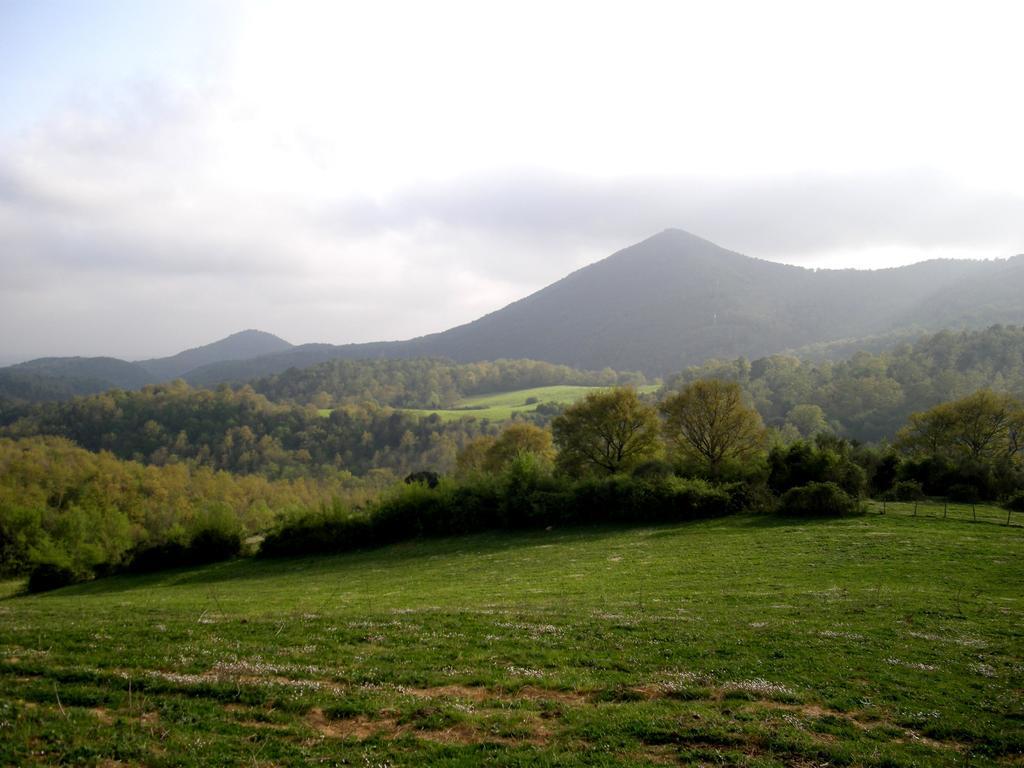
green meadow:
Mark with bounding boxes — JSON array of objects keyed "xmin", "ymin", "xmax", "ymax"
[
  {"xmin": 1, "ymin": 511, "xmax": 1021, "ymax": 766},
  {"xmin": 400, "ymin": 384, "xmax": 661, "ymax": 422}
]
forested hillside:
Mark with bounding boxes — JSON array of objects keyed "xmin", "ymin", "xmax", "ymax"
[
  {"xmin": 0, "ymin": 383, "xmax": 497, "ymax": 478},
  {"xmin": 248, "ymin": 357, "xmax": 645, "ymax": 408},
  {"xmin": 671, "ymin": 325, "xmax": 1024, "ymax": 441},
  {"xmin": 0, "ymin": 435, "xmax": 378, "ymax": 581},
  {"xmin": 0, "ymin": 357, "xmax": 153, "ymax": 402},
  {"xmin": 0, "ymin": 358, "xmax": 646, "ymax": 477},
  {"xmin": 137, "ymin": 329, "xmax": 292, "ymax": 381},
  {"xmin": 0, "ymin": 331, "xmax": 292, "ymax": 404}
]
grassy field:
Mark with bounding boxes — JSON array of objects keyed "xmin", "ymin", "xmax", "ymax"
[
  {"xmin": 1, "ymin": 512, "xmax": 1022, "ymax": 766},
  {"xmin": 399, "ymin": 384, "xmax": 661, "ymax": 422}
]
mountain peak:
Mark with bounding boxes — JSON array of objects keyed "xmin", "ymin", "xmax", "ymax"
[{"xmin": 137, "ymin": 330, "xmax": 293, "ymax": 381}]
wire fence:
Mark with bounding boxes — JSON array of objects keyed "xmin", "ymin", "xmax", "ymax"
[{"xmin": 863, "ymin": 499, "xmax": 1021, "ymax": 528}]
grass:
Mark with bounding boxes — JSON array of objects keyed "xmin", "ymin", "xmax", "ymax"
[
  {"xmin": 1, "ymin": 512, "xmax": 1022, "ymax": 766},
  {"xmin": 400, "ymin": 384, "xmax": 661, "ymax": 422}
]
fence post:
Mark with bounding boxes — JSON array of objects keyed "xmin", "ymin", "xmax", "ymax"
[
  {"xmin": 913, "ymin": 501, "xmax": 918, "ymax": 517},
  {"xmin": 1008, "ymin": 508, "xmax": 1012, "ymax": 526},
  {"xmin": 882, "ymin": 499, "xmax": 886, "ymax": 515},
  {"xmin": 973, "ymin": 503, "xmax": 977, "ymax": 522},
  {"xmin": 944, "ymin": 500, "xmax": 947, "ymax": 519}
]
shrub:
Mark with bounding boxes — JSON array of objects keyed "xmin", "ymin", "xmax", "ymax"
[
  {"xmin": 125, "ymin": 524, "xmax": 243, "ymax": 573},
  {"xmin": 27, "ymin": 562, "xmax": 86, "ymax": 593},
  {"xmin": 631, "ymin": 460, "xmax": 674, "ymax": 480},
  {"xmin": 947, "ymin": 483, "xmax": 979, "ymax": 503},
  {"xmin": 768, "ymin": 441, "xmax": 866, "ymax": 497},
  {"xmin": 259, "ymin": 472, "xmax": 747, "ymax": 558},
  {"xmin": 778, "ymin": 482, "xmax": 862, "ymax": 518},
  {"xmin": 886, "ymin": 480, "xmax": 926, "ymax": 502},
  {"xmin": 404, "ymin": 471, "xmax": 440, "ymax": 489},
  {"xmin": 721, "ymin": 481, "xmax": 775, "ymax": 515},
  {"xmin": 1004, "ymin": 490, "xmax": 1024, "ymax": 512},
  {"xmin": 259, "ymin": 503, "xmax": 373, "ymax": 558}
]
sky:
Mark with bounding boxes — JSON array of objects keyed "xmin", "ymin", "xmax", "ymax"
[{"xmin": 2, "ymin": 0, "xmax": 1023, "ymax": 362}]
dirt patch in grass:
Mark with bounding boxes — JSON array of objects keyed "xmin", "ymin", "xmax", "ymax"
[
  {"xmin": 402, "ymin": 684, "xmax": 494, "ymax": 702},
  {"xmin": 752, "ymin": 701, "xmax": 967, "ymax": 752},
  {"xmin": 305, "ymin": 707, "xmax": 550, "ymax": 746},
  {"xmin": 89, "ymin": 707, "xmax": 114, "ymax": 724},
  {"xmin": 515, "ymin": 685, "xmax": 587, "ymax": 705}
]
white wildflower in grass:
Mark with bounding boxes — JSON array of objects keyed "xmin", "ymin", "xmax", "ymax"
[
  {"xmin": 724, "ymin": 678, "xmax": 797, "ymax": 698},
  {"xmin": 886, "ymin": 658, "xmax": 938, "ymax": 671},
  {"xmin": 971, "ymin": 662, "xmax": 996, "ymax": 677},
  {"xmin": 505, "ymin": 665, "xmax": 544, "ymax": 679},
  {"xmin": 818, "ymin": 630, "xmax": 865, "ymax": 640}
]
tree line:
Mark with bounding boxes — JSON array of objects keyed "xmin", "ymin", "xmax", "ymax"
[
  {"xmin": 0, "ymin": 382, "xmax": 498, "ymax": 479},
  {"xmin": 247, "ymin": 357, "xmax": 646, "ymax": 409},
  {"xmin": 668, "ymin": 325, "xmax": 1024, "ymax": 442}
]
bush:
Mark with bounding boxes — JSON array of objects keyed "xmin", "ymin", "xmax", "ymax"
[
  {"xmin": 947, "ymin": 483, "xmax": 979, "ymax": 503},
  {"xmin": 631, "ymin": 460, "xmax": 674, "ymax": 480},
  {"xmin": 778, "ymin": 482, "xmax": 862, "ymax": 518},
  {"xmin": 885, "ymin": 480, "xmax": 926, "ymax": 502},
  {"xmin": 27, "ymin": 562, "xmax": 86, "ymax": 593},
  {"xmin": 125, "ymin": 525, "xmax": 243, "ymax": 573},
  {"xmin": 259, "ymin": 503, "xmax": 373, "ymax": 558},
  {"xmin": 259, "ymin": 472, "xmax": 748, "ymax": 558},
  {"xmin": 721, "ymin": 481, "xmax": 775, "ymax": 515},
  {"xmin": 768, "ymin": 441, "xmax": 866, "ymax": 497},
  {"xmin": 1004, "ymin": 490, "xmax": 1024, "ymax": 512}
]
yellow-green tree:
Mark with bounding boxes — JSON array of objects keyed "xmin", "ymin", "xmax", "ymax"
[
  {"xmin": 485, "ymin": 423, "xmax": 555, "ymax": 472},
  {"xmin": 660, "ymin": 379, "xmax": 767, "ymax": 477},
  {"xmin": 552, "ymin": 388, "xmax": 661, "ymax": 476},
  {"xmin": 896, "ymin": 390, "xmax": 1024, "ymax": 463}
]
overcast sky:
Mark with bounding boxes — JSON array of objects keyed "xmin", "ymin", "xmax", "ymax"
[{"xmin": 2, "ymin": 0, "xmax": 1023, "ymax": 362}]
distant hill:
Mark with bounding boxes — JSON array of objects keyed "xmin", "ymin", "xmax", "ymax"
[
  {"xmin": 187, "ymin": 230, "xmax": 1024, "ymax": 379},
  {"xmin": 0, "ymin": 330, "xmax": 291, "ymax": 403},
  {"xmin": 137, "ymin": 329, "xmax": 292, "ymax": 381},
  {"xmin": 0, "ymin": 357, "xmax": 153, "ymax": 402}
]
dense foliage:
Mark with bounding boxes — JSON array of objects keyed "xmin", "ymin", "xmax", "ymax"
[
  {"xmin": 660, "ymin": 379, "xmax": 767, "ymax": 477},
  {"xmin": 0, "ymin": 436, "xmax": 382, "ymax": 587},
  {"xmin": 249, "ymin": 357, "xmax": 646, "ymax": 409},
  {"xmin": 668, "ymin": 325, "xmax": 1024, "ymax": 441},
  {"xmin": 261, "ymin": 463, "xmax": 736, "ymax": 558},
  {"xmin": 552, "ymin": 388, "xmax": 662, "ymax": 476},
  {"xmin": 894, "ymin": 390, "xmax": 1024, "ymax": 499},
  {"xmin": 0, "ymin": 382, "xmax": 496, "ymax": 478},
  {"xmin": 778, "ymin": 481, "xmax": 862, "ymax": 517}
]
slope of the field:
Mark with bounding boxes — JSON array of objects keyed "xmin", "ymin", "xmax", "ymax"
[
  {"xmin": 399, "ymin": 384, "xmax": 661, "ymax": 422},
  {"xmin": 2, "ymin": 514, "xmax": 1021, "ymax": 766}
]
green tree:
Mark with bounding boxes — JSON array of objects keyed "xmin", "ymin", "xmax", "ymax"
[
  {"xmin": 552, "ymin": 388, "xmax": 661, "ymax": 476},
  {"xmin": 896, "ymin": 390, "xmax": 1024, "ymax": 463},
  {"xmin": 483, "ymin": 423, "xmax": 555, "ymax": 472},
  {"xmin": 660, "ymin": 379, "xmax": 767, "ymax": 477}
]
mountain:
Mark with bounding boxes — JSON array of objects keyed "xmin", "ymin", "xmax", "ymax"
[
  {"xmin": 0, "ymin": 330, "xmax": 292, "ymax": 403},
  {"xmin": 6, "ymin": 231, "xmax": 1024, "ymax": 396},
  {"xmin": 136, "ymin": 329, "xmax": 292, "ymax": 381},
  {"xmin": 0, "ymin": 356, "xmax": 153, "ymax": 404},
  {"xmin": 187, "ymin": 230, "xmax": 1024, "ymax": 379}
]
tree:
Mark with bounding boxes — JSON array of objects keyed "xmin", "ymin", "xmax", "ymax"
[
  {"xmin": 455, "ymin": 436, "xmax": 497, "ymax": 476},
  {"xmin": 552, "ymin": 388, "xmax": 661, "ymax": 476},
  {"xmin": 784, "ymin": 404, "xmax": 832, "ymax": 439},
  {"xmin": 896, "ymin": 390, "xmax": 1024, "ymax": 463},
  {"xmin": 483, "ymin": 423, "xmax": 554, "ymax": 472},
  {"xmin": 660, "ymin": 379, "xmax": 767, "ymax": 477}
]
